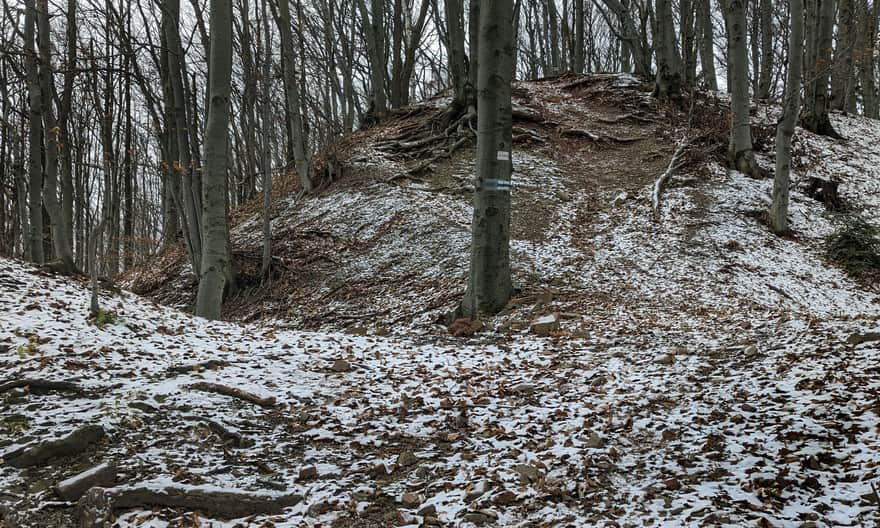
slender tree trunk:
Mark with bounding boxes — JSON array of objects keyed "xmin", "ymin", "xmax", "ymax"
[
  {"xmin": 654, "ymin": 0, "xmax": 682, "ymax": 98},
  {"xmin": 831, "ymin": 0, "xmax": 855, "ymax": 111},
  {"xmin": 260, "ymin": 0, "xmax": 273, "ymax": 281},
  {"xmin": 856, "ymin": 0, "xmax": 878, "ymax": 117},
  {"xmin": 163, "ymin": 0, "xmax": 203, "ymax": 273},
  {"xmin": 697, "ymin": 0, "xmax": 718, "ymax": 89},
  {"xmin": 36, "ymin": 0, "xmax": 76, "ymax": 271},
  {"xmin": 196, "ymin": 0, "xmax": 234, "ymax": 320},
  {"xmin": 756, "ymin": 0, "xmax": 773, "ymax": 99},
  {"xmin": 24, "ymin": 0, "xmax": 44, "ymax": 264},
  {"xmin": 724, "ymin": 0, "xmax": 762, "ymax": 177},
  {"xmin": 574, "ymin": 0, "xmax": 585, "ymax": 72},
  {"xmin": 801, "ymin": 0, "xmax": 842, "ymax": 137},
  {"xmin": 462, "ymin": 0, "xmax": 514, "ymax": 317},
  {"xmin": 276, "ymin": 0, "xmax": 313, "ymax": 192},
  {"xmin": 468, "ymin": 0, "xmax": 480, "ymax": 88},
  {"xmin": 770, "ymin": 0, "xmax": 804, "ymax": 234}
]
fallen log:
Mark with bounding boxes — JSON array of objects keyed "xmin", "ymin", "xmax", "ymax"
[
  {"xmin": 182, "ymin": 414, "xmax": 251, "ymax": 448},
  {"xmin": 4, "ymin": 425, "xmax": 105, "ymax": 468},
  {"xmin": 188, "ymin": 382, "xmax": 277, "ymax": 408},
  {"xmin": 55, "ymin": 462, "xmax": 117, "ymax": 501},
  {"xmin": 78, "ymin": 484, "xmax": 302, "ymax": 527},
  {"xmin": 0, "ymin": 378, "xmax": 82, "ymax": 394}
]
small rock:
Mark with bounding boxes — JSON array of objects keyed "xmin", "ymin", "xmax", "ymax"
[
  {"xmin": 369, "ymin": 463, "xmax": 389, "ymax": 478},
  {"xmin": 585, "ymin": 432, "xmax": 605, "ymax": 449},
  {"xmin": 512, "ymin": 464, "xmax": 543, "ymax": 483},
  {"xmin": 670, "ymin": 345, "xmax": 688, "ymax": 355},
  {"xmin": 465, "ymin": 480, "xmax": 490, "ymax": 502},
  {"xmin": 396, "ymin": 450, "xmax": 419, "ymax": 468},
  {"xmin": 463, "ymin": 510, "xmax": 497, "ymax": 525},
  {"xmin": 308, "ymin": 501, "xmax": 336, "ymax": 515},
  {"xmin": 346, "ymin": 326, "xmax": 368, "ymax": 336},
  {"xmin": 741, "ymin": 403, "xmax": 757, "ymax": 413},
  {"xmin": 401, "ymin": 492, "xmax": 422, "ymax": 508},
  {"xmin": 846, "ymin": 331, "xmax": 880, "ymax": 345},
  {"xmin": 529, "ymin": 313, "xmax": 560, "ymax": 337},
  {"xmin": 663, "ymin": 477, "xmax": 681, "ymax": 490},
  {"xmin": 491, "ymin": 489, "xmax": 517, "ymax": 506},
  {"xmin": 510, "ymin": 383, "xmax": 537, "ymax": 395},
  {"xmin": 744, "ymin": 345, "xmax": 759, "ymax": 356},
  {"xmin": 331, "ymin": 359, "xmax": 352, "ymax": 373},
  {"xmin": 298, "ymin": 466, "xmax": 318, "ymax": 480},
  {"xmin": 655, "ymin": 354, "xmax": 674, "ymax": 365},
  {"xmin": 422, "ymin": 515, "xmax": 441, "ymax": 526},
  {"xmin": 417, "ymin": 504, "xmax": 437, "ymax": 517}
]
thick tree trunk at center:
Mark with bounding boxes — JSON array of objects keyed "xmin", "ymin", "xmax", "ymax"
[
  {"xmin": 195, "ymin": 0, "xmax": 234, "ymax": 320},
  {"xmin": 462, "ymin": 0, "xmax": 514, "ymax": 317}
]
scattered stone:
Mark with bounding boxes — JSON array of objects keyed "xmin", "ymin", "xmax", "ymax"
[
  {"xmin": 465, "ymin": 480, "xmax": 489, "ymax": 502},
  {"xmin": 417, "ymin": 504, "xmax": 437, "ymax": 517},
  {"xmin": 513, "ymin": 464, "xmax": 543, "ymax": 483},
  {"xmin": 529, "ymin": 313, "xmax": 560, "ymax": 337},
  {"xmin": 585, "ymin": 432, "xmax": 605, "ymax": 449},
  {"xmin": 655, "ymin": 354, "xmax": 674, "ymax": 365},
  {"xmin": 369, "ymin": 463, "xmax": 389, "ymax": 478},
  {"xmin": 846, "ymin": 331, "xmax": 880, "ymax": 345},
  {"xmin": 490, "ymin": 489, "xmax": 517, "ymax": 506},
  {"xmin": 422, "ymin": 515, "xmax": 441, "ymax": 526},
  {"xmin": 308, "ymin": 501, "xmax": 336, "ymax": 515},
  {"xmin": 401, "ymin": 492, "xmax": 422, "ymax": 508},
  {"xmin": 396, "ymin": 450, "xmax": 419, "ymax": 468},
  {"xmin": 663, "ymin": 477, "xmax": 681, "ymax": 490},
  {"xmin": 331, "ymin": 359, "xmax": 352, "ymax": 373},
  {"xmin": 744, "ymin": 345, "xmax": 759, "ymax": 356},
  {"xmin": 510, "ymin": 383, "xmax": 537, "ymax": 396},
  {"xmin": 298, "ymin": 466, "xmax": 318, "ymax": 481},
  {"xmin": 463, "ymin": 510, "xmax": 497, "ymax": 525},
  {"xmin": 346, "ymin": 326, "xmax": 368, "ymax": 336},
  {"xmin": 670, "ymin": 345, "xmax": 688, "ymax": 355},
  {"xmin": 741, "ymin": 403, "xmax": 757, "ymax": 413}
]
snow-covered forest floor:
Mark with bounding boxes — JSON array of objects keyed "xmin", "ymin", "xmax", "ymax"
[{"xmin": 3, "ymin": 75, "xmax": 880, "ymax": 527}]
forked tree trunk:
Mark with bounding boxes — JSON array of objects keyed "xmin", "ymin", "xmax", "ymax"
[
  {"xmin": 769, "ymin": 0, "xmax": 804, "ymax": 235},
  {"xmin": 195, "ymin": 0, "xmax": 234, "ymax": 320},
  {"xmin": 37, "ymin": 0, "xmax": 76, "ymax": 272},
  {"xmin": 462, "ymin": 0, "xmax": 514, "ymax": 317}
]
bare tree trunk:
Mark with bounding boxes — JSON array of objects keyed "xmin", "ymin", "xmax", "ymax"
[
  {"xmin": 831, "ymin": 0, "xmax": 855, "ymax": 111},
  {"xmin": 697, "ymin": 0, "xmax": 717, "ymax": 89},
  {"xmin": 276, "ymin": 0, "xmax": 313, "ymax": 192},
  {"xmin": 769, "ymin": 0, "xmax": 803, "ymax": 235},
  {"xmin": 468, "ymin": 0, "xmax": 480, "ymax": 88},
  {"xmin": 724, "ymin": 0, "xmax": 763, "ymax": 177},
  {"xmin": 654, "ymin": 0, "xmax": 682, "ymax": 98},
  {"xmin": 196, "ymin": 0, "xmax": 234, "ymax": 320},
  {"xmin": 24, "ymin": 0, "xmax": 44, "ymax": 264},
  {"xmin": 546, "ymin": 0, "xmax": 561, "ymax": 74},
  {"xmin": 36, "ymin": 0, "xmax": 76, "ymax": 271},
  {"xmin": 462, "ymin": 0, "xmax": 514, "ymax": 317},
  {"xmin": 446, "ymin": 0, "xmax": 469, "ymax": 104},
  {"xmin": 801, "ymin": 0, "xmax": 842, "ymax": 137},
  {"xmin": 260, "ymin": 0, "xmax": 273, "ymax": 282},
  {"xmin": 574, "ymin": 0, "xmax": 585, "ymax": 72},
  {"xmin": 163, "ymin": 0, "xmax": 203, "ymax": 273},
  {"xmin": 757, "ymin": 0, "xmax": 773, "ymax": 100},
  {"xmin": 856, "ymin": 0, "xmax": 878, "ymax": 117}
]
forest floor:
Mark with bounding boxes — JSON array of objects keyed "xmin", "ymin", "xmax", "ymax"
[{"xmin": 3, "ymin": 74, "xmax": 880, "ymax": 527}]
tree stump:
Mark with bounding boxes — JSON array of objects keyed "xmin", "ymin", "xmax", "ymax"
[{"xmin": 804, "ymin": 177, "xmax": 841, "ymax": 210}]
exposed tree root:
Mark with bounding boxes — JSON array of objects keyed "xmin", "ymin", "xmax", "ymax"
[
  {"xmin": 559, "ymin": 127, "xmax": 643, "ymax": 143},
  {"xmin": 55, "ymin": 462, "xmax": 117, "ymax": 501},
  {"xmin": 376, "ymin": 103, "xmax": 477, "ymax": 179},
  {"xmin": 77, "ymin": 484, "xmax": 302, "ymax": 526},
  {"xmin": 4, "ymin": 425, "xmax": 105, "ymax": 468},
  {"xmin": 652, "ymin": 139, "xmax": 690, "ymax": 222},
  {"xmin": 188, "ymin": 382, "xmax": 277, "ymax": 408}
]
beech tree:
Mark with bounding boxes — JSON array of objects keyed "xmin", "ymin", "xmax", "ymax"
[
  {"xmin": 769, "ymin": 0, "xmax": 805, "ymax": 235},
  {"xmin": 462, "ymin": 0, "xmax": 515, "ymax": 317},
  {"xmin": 723, "ymin": 0, "xmax": 763, "ymax": 178},
  {"xmin": 195, "ymin": 0, "xmax": 234, "ymax": 320}
]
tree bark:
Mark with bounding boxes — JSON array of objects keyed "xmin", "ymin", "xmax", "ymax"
[
  {"xmin": 757, "ymin": 0, "xmax": 773, "ymax": 100},
  {"xmin": 276, "ymin": 0, "xmax": 313, "ymax": 192},
  {"xmin": 654, "ymin": 0, "xmax": 682, "ymax": 98},
  {"xmin": 769, "ymin": 0, "xmax": 804, "ymax": 234},
  {"xmin": 462, "ymin": 0, "xmax": 514, "ymax": 317},
  {"xmin": 697, "ymin": 0, "xmax": 717, "ymax": 89},
  {"xmin": 196, "ymin": 0, "xmax": 234, "ymax": 320},
  {"xmin": 24, "ymin": 0, "xmax": 44, "ymax": 264},
  {"xmin": 801, "ymin": 0, "xmax": 842, "ymax": 137},
  {"xmin": 724, "ymin": 0, "xmax": 762, "ymax": 177}
]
